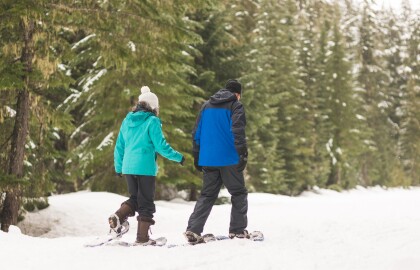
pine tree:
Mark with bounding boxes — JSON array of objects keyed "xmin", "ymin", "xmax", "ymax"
[
  {"xmin": 244, "ymin": 0, "xmax": 287, "ymax": 193},
  {"xmin": 246, "ymin": 0, "xmax": 315, "ymax": 195},
  {"xmin": 323, "ymin": 6, "xmax": 360, "ymax": 189},
  {"xmin": 356, "ymin": 0, "xmax": 396, "ymax": 186},
  {"xmin": 296, "ymin": 0, "xmax": 328, "ymax": 189},
  {"xmin": 0, "ymin": 0, "xmax": 73, "ymax": 231},
  {"xmin": 312, "ymin": 8, "xmax": 336, "ymax": 188},
  {"xmin": 399, "ymin": 6, "xmax": 420, "ymax": 185},
  {"xmin": 219, "ymin": 1, "xmax": 260, "ymax": 193},
  {"xmin": 223, "ymin": 0, "xmax": 269, "ymax": 191},
  {"xmin": 55, "ymin": 0, "xmax": 211, "ymax": 198},
  {"xmin": 378, "ymin": 8, "xmax": 411, "ymax": 186},
  {"xmin": 189, "ymin": 2, "xmax": 244, "ymax": 94}
]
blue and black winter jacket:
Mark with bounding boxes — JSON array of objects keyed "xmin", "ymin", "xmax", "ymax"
[{"xmin": 192, "ymin": 89, "xmax": 247, "ymax": 167}]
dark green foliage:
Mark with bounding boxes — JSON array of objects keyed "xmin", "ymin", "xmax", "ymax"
[
  {"xmin": 0, "ymin": 0, "xmax": 418, "ymax": 214},
  {"xmin": 0, "ymin": 0, "xmax": 75, "ymax": 226},
  {"xmin": 53, "ymin": 0, "xmax": 212, "ymax": 195},
  {"xmin": 23, "ymin": 197, "xmax": 49, "ymax": 212},
  {"xmin": 398, "ymin": 8, "xmax": 420, "ymax": 186},
  {"xmin": 243, "ymin": 0, "xmax": 419, "ymax": 195}
]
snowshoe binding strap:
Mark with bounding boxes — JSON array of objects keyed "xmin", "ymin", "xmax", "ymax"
[
  {"xmin": 109, "ymin": 219, "xmax": 129, "ymax": 236},
  {"xmin": 108, "ymin": 214, "xmax": 120, "ymax": 229},
  {"xmin": 228, "ymin": 230, "xmax": 250, "ymax": 239},
  {"xmin": 184, "ymin": 231, "xmax": 204, "ymax": 245}
]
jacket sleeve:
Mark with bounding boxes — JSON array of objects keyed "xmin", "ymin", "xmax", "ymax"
[
  {"xmin": 192, "ymin": 103, "xmax": 206, "ymax": 154},
  {"xmin": 231, "ymin": 101, "xmax": 247, "ymax": 154},
  {"xmin": 149, "ymin": 117, "xmax": 183, "ymax": 162},
  {"xmin": 114, "ymin": 123, "xmax": 125, "ymax": 173}
]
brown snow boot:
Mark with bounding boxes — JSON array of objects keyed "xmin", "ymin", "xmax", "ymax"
[
  {"xmin": 109, "ymin": 202, "xmax": 135, "ymax": 229},
  {"xmin": 135, "ymin": 216, "xmax": 156, "ymax": 245}
]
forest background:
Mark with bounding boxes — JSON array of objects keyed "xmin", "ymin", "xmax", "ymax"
[{"xmin": 0, "ymin": 0, "xmax": 418, "ymax": 232}]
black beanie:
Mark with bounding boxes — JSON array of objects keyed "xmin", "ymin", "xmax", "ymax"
[{"xmin": 225, "ymin": 79, "xmax": 242, "ymax": 95}]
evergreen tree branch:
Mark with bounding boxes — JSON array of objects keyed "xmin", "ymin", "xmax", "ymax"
[{"xmin": 47, "ymin": 3, "xmax": 195, "ymax": 34}]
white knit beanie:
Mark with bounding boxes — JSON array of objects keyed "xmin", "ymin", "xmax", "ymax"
[{"xmin": 138, "ymin": 86, "xmax": 159, "ymax": 110}]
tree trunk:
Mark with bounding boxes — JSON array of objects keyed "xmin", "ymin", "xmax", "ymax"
[
  {"xmin": 1, "ymin": 19, "xmax": 34, "ymax": 232},
  {"xmin": 1, "ymin": 89, "xmax": 30, "ymax": 232},
  {"xmin": 0, "ymin": 189, "xmax": 22, "ymax": 232}
]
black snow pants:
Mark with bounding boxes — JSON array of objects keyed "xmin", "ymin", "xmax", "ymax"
[
  {"xmin": 187, "ymin": 165, "xmax": 248, "ymax": 234},
  {"xmin": 125, "ymin": 175, "xmax": 156, "ymax": 218}
]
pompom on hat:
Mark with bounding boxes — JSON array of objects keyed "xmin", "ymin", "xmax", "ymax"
[{"xmin": 138, "ymin": 86, "xmax": 159, "ymax": 110}]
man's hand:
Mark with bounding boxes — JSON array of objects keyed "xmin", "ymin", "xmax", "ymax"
[
  {"xmin": 193, "ymin": 152, "xmax": 202, "ymax": 172},
  {"xmin": 237, "ymin": 148, "xmax": 248, "ymax": 172},
  {"xmin": 116, "ymin": 172, "xmax": 122, "ymax": 178}
]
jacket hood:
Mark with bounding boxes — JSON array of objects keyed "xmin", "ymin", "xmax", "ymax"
[
  {"xmin": 209, "ymin": 89, "xmax": 237, "ymax": 105},
  {"xmin": 125, "ymin": 111, "xmax": 154, "ymax": 127}
]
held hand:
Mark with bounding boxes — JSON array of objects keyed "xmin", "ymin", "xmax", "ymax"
[
  {"xmin": 180, "ymin": 156, "xmax": 185, "ymax": 166},
  {"xmin": 116, "ymin": 172, "xmax": 122, "ymax": 178}
]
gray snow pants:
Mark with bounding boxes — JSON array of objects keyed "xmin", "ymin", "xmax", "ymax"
[{"xmin": 187, "ymin": 165, "xmax": 248, "ymax": 234}]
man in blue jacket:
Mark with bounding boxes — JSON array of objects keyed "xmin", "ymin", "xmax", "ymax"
[{"xmin": 185, "ymin": 79, "xmax": 249, "ymax": 243}]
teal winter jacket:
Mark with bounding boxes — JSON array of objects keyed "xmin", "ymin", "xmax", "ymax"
[{"xmin": 114, "ymin": 111, "xmax": 183, "ymax": 176}]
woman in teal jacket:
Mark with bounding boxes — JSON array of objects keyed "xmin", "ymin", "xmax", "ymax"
[{"xmin": 109, "ymin": 86, "xmax": 184, "ymax": 245}]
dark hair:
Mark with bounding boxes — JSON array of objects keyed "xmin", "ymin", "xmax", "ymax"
[{"xmin": 132, "ymin": 101, "xmax": 159, "ymax": 116}]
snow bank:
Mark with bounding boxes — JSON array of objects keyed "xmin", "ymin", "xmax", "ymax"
[{"xmin": 2, "ymin": 187, "xmax": 420, "ymax": 270}]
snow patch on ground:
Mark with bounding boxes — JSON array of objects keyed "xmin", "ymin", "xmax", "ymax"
[{"xmin": 2, "ymin": 187, "xmax": 420, "ymax": 270}]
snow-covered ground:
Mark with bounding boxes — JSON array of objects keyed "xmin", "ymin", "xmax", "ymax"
[{"xmin": 2, "ymin": 187, "xmax": 420, "ymax": 270}]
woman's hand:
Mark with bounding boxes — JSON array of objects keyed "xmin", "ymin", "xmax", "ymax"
[{"xmin": 180, "ymin": 156, "xmax": 185, "ymax": 166}]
